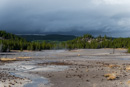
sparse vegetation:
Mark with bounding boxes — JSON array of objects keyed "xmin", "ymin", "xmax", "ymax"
[
  {"xmin": 0, "ymin": 58, "xmax": 17, "ymax": 61},
  {"xmin": 126, "ymin": 66, "xmax": 130, "ymax": 71},
  {"xmin": 104, "ymin": 73, "xmax": 118, "ymax": 80},
  {"xmin": 127, "ymin": 47, "xmax": 130, "ymax": 53}
]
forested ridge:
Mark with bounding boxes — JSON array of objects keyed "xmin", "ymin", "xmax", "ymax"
[
  {"xmin": 63, "ymin": 34, "xmax": 130, "ymax": 49},
  {"xmin": 18, "ymin": 34, "xmax": 76, "ymax": 41},
  {"xmin": 0, "ymin": 31, "xmax": 25, "ymax": 41},
  {"xmin": 0, "ymin": 31, "xmax": 54, "ymax": 52},
  {"xmin": 0, "ymin": 30, "xmax": 130, "ymax": 52}
]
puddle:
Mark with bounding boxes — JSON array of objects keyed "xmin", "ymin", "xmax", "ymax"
[
  {"xmin": 30, "ymin": 65, "xmax": 68, "ymax": 72},
  {"xmin": 0, "ymin": 60, "xmax": 69, "ymax": 87},
  {"xmin": 24, "ymin": 77, "xmax": 48, "ymax": 87},
  {"xmin": 116, "ymin": 58, "xmax": 130, "ymax": 60},
  {"xmin": 81, "ymin": 56, "xmax": 130, "ymax": 61},
  {"xmin": 10, "ymin": 65, "xmax": 68, "ymax": 87},
  {"xmin": 10, "ymin": 72, "xmax": 49, "ymax": 87}
]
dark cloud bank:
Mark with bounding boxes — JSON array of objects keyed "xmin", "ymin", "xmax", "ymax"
[{"xmin": 0, "ymin": 0, "xmax": 130, "ymax": 37}]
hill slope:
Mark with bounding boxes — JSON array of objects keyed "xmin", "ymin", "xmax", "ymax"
[
  {"xmin": 0, "ymin": 31, "xmax": 25, "ymax": 41},
  {"xmin": 18, "ymin": 34, "xmax": 76, "ymax": 41}
]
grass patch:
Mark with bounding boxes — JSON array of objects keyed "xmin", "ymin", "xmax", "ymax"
[
  {"xmin": 17, "ymin": 57, "xmax": 31, "ymax": 59},
  {"xmin": 126, "ymin": 66, "xmax": 130, "ymax": 71},
  {"xmin": 104, "ymin": 73, "xmax": 118, "ymax": 80},
  {"xmin": 0, "ymin": 58, "xmax": 17, "ymax": 61},
  {"xmin": 127, "ymin": 47, "xmax": 130, "ymax": 53}
]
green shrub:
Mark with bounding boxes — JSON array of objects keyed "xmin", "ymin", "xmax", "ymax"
[{"xmin": 128, "ymin": 47, "xmax": 130, "ymax": 53}]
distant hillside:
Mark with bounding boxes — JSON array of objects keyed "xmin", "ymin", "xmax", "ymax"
[
  {"xmin": 0, "ymin": 31, "xmax": 25, "ymax": 41},
  {"xmin": 18, "ymin": 34, "xmax": 76, "ymax": 41},
  {"xmin": 0, "ymin": 31, "xmax": 27, "ymax": 52}
]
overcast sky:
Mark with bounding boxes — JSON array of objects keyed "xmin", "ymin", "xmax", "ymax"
[{"xmin": 0, "ymin": 0, "xmax": 130, "ymax": 37}]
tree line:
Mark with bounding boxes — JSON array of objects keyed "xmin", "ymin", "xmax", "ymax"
[
  {"xmin": 0, "ymin": 31, "xmax": 130, "ymax": 52},
  {"xmin": 0, "ymin": 40, "xmax": 55, "ymax": 52},
  {"xmin": 0, "ymin": 31, "xmax": 55, "ymax": 52},
  {"xmin": 63, "ymin": 34, "xmax": 130, "ymax": 49}
]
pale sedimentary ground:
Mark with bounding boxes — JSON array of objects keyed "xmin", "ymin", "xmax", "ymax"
[{"xmin": 0, "ymin": 49, "xmax": 130, "ymax": 87}]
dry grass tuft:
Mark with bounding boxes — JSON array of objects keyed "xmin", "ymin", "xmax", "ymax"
[
  {"xmin": 77, "ymin": 54, "xmax": 80, "ymax": 56},
  {"xmin": 104, "ymin": 73, "xmax": 117, "ymax": 80},
  {"xmin": 86, "ymin": 69, "xmax": 89, "ymax": 72},
  {"xmin": 17, "ymin": 57, "xmax": 31, "ymax": 59},
  {"xmin": 108, "ymin": 64, "xmax": 119, "ymax": 68},
  {"xmin": 0, "ymin": 58, "xmax": 17, "ymax": 61},
  {"xmin": 126, "ymin": 66, "xmax": 130, "ymax": 71},
  {"xmin": 127, "ymin": 80, "xmax": 130, "ymax": 84},
  {"xmin": 120, "ymin": 81, "xmax": 123, "ymax": 84}
]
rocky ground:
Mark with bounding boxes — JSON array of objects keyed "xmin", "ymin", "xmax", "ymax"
[
  {"xmin": 0, "ymin": 62, "xmax": 31, "ymax": 87},
  {"xmin": 0, "ymin": 49, "xmax": 130, "ymax": 87},
  {"xmin": 31, "ymin": 59, "xmax": 130, "ymax": 87}
]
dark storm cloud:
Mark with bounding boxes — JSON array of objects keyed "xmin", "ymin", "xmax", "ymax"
[{"xmin": 0, "ymin": 0, "xmax": 130, "ymax": 37}]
